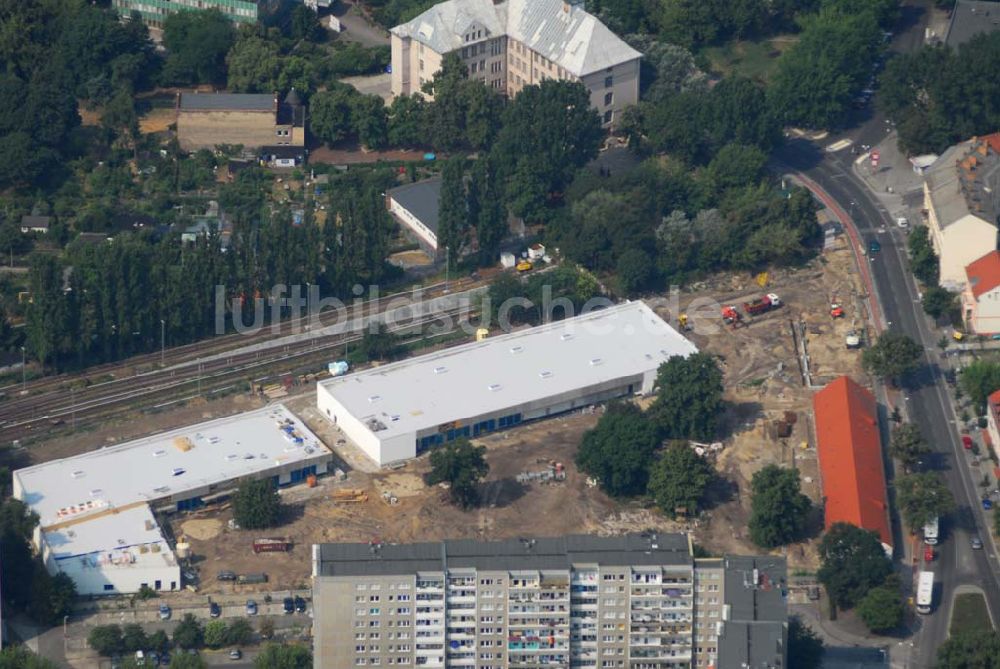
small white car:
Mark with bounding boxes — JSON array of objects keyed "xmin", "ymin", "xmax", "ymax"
[{"xmin": 896, "ymin": 216, "xmax": 908, "ymax": 228}]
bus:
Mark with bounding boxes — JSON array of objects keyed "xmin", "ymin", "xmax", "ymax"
[
  {"xmin": 924, "ymin": 516, "xmax": 939, "ymax": 545},
  {"xmin": 916, "ymin": 571, "xmax": 935, "ymax": 614}
]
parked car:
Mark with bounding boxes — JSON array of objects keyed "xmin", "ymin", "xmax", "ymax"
[
  {"xmin": 229, "ymin": 649, "xmax": 243, "ymax": 660},
  {"xmin": 159, "ymin": 653, "xmax": 170, "ymax": 666},
  {"xmin": 962, "ymin": 435, "xmax": 974, "ymax": 449},
  {"xmin": 209, "ymin": 602, "xmax": 222, "ymax": 618},
  {"xmin": 283, "ymin": 597, "xmax": 295, "ymax": 614},
  {"xmin": 246, "ymin": 599, "xmax": 258, "ymax": 616},
  {"xmin": 868, "ymin": 238, "xmax": 881, "ymax": 255},
  {"xmin": 972, "ymin": 535, "xmax": 984, "ymax": 550},
  {"xmin": 983, "ymin": 498, "xmax": 993, "ymax": 510},
  {"xmin": 217, "ymin": 570, "xmax": 237, "ymax": 582},
  {"xmin": 158, "ymin": 604, "xmax": 171, "ymax": 620},
  {"xmin": 294, "ymin": 596, "xmax": 307, "ymax": 613}
]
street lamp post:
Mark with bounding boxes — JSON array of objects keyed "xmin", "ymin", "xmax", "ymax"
[
  {"xmin": 445, "ymin": 245, "xmax": 450, "ymax": 293},
  {"xmin": 160, "ymin": 319, "xmax": 166, "ymax": 366},
  {"xmin": 20, "ymin": 346, "xmax": 26, "ymax": 393}
]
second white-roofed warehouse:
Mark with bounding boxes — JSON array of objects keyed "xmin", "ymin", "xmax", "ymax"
[{"xmin": 316, "ymin": 301, "xmax": 696, "ymax": 465}]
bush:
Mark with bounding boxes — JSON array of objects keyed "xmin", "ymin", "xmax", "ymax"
[
  {"xmin": 857, "ymin": 585, "xmax": 904, "ymax": 633},
  {"xmin": 88, "ymin": 625, "xmax": 124, "ymax": 657},
  {"xmin": 226, "ymin": 618, "xmax": 254, "ymax": 646},
  {"xmin": 173, "ymin": 613, "xmax": 204, "ymax": 650},
  {"xmin": 204, "ymin": 620, "xmax": 228, "ymax": 649}
]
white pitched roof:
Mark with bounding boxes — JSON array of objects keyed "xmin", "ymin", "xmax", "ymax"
[{"xmin": 391, "ymin": 0, "xmax": 640, "ymax": 77}]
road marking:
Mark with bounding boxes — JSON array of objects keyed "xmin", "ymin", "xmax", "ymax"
[{"xmin": 826, "ymin": 139, "xmax": 854, "ymax": 152}]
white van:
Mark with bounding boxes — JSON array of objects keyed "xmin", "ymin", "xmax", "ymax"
[{"xmin": 923, "ymin": 516, "xmax": 939, "ymax": 545}]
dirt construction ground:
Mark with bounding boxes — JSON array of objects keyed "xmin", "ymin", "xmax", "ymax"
[
  {"xmin": 13, "ymin": 225, "xmax": 872, "ymax": 592},
  {"xmin": 173, "ymin": 234, "xmax": 873, "ymax": 591}
]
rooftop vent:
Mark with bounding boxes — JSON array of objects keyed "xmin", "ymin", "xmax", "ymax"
[
  {"xmin": 539, "ymin": 370, "xmax": 553, "ymax": 379},
  {"xmin": 172, "ymin": 468, "xmax": 186, "ymax": 476},
  {"xmin": 488, "ymin": 383, "xmax": 502, "ymax": 391},
  {"xmin": 560, "ymin": 333, "xmax": 573, "ymax": 341},
  {"xmin": 71, "ymin": 470, "xmax": 85, "ymax": 479},
  {"xmin": 589, "ymin": 358, "xmax": 603, "ymax": 366},
  {"xmin": 433, "ymin": 366, "xmax": 447, "ymax": 374},
  {"xmin": 226, "ymin": 454, "xmax": 238, "ymax": 461},
  {"xmin": 153, "ymin": 449, "xmax": 166, "ymax": 458},
  {"xmin": 368, "ymin": 395, "xmax": 381, "ymax": 403},
  {"xmin": 510, "ymin": 346, "xmax": 523, "ymax": 354}
]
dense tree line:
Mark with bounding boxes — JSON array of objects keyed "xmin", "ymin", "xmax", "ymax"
[
  {"xmin": 24, "ymin": 167, "xmax": 397, "ymax": 369},
  {"xmin": 881, "ymin": 31, "xmax": 1000, "ymax": 154}
]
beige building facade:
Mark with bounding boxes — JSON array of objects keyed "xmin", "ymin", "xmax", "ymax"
[
  {"xmin": 176, "ymin": 91, "xmax": 305, "ymax": 152},
  {"xmin": 390, "ymin": 0, "xmax": 641, "ymax": 126},
  {"xmin": 923, "ymin": 134, "xmax": 1000, "ymax": 290},
  {"xmin": 312, "ymin": 536, "xmax": 787, "ymax": 669}
]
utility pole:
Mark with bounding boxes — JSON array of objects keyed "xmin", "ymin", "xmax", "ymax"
[
  {"xmin": 160, "ymin": 319, "xmax": 166, "ymax": 366},
  {"xmin": 20, "ymin": 346, "xmax": 26, "ymax": 393},
  {"xmin": 445, "ymin": 245, "xmax": 450, "ymax": 293}
]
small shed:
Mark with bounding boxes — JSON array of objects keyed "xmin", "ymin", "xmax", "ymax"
[{"xmin": 20, "ymin": 215, "xmax": 51, "ymax": 234}]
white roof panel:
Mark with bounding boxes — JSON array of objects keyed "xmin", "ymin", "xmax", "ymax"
[
  {"xmin": 43, "ymin": 504, "xmax": 174, "ymax": 567},
  {"xmin": 14, "ymin": 405, "xmax": 330, "ymax": 527},
  {"xmin": 319, "ymin": 301, "xmax": 695, "ymax": 440}
]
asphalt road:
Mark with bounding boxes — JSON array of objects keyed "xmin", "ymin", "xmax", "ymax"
[{"xmin": 776, "ymin": 137, "xmax": 1000, "ymax": 664}]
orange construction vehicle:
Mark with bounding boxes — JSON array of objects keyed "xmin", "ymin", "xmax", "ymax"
[
  {"xmin": 721, "ymin": 305, "xmax": 743, "ymax": 328},
  {"xmin": 830, "ymin": 303, "xmax": 845, "ymax": 318}
]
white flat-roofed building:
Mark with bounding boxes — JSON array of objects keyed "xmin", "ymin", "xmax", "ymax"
[
  {"xmin": 13, "ymin": 405, "xmax": 333, "ymax": 595},
  {"xmin": 317, "ymin": 301, "xmax": 696, "ymax": 465}
]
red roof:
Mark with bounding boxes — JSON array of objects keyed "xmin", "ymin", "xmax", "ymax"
[
  {"xmin": 990, "ymin": 389, "xmax": 1000, "ymax": 407},
  {"xmin": 813, "ymin": 376, "xmax": 892, "ymax": 550},
  {"xmin": 966, "ymin": 251, "xmax": 1000, "ymax": 299}
]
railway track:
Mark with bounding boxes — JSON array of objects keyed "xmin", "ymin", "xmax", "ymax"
[
  {"xmin": 0, "ymin": 277, "xmax": 481, "ymax": 402},
  {"xmin": 0, "ymin": 297, "xmax": 478, "ymax": 444}
]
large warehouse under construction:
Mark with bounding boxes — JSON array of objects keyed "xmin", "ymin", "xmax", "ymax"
[
  {"xmin": 12, "ymin": 405, "xmax": 333, "ymax": 596},
  {"xmin": 316, "ymin": 301, "xmax": 697, "ymax": 465}
]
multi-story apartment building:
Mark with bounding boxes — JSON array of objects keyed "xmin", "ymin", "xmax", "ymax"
[
  {"xmin": 114, "ymin": 0, "xmax": 264, "ymax": 28},
  {"xmin": 389, "ymin": 0, "xmax": 641, "ymax": 126},
  {"xmin": 312, "ymin": 535, "xmax": 788, "ymax": 669}
]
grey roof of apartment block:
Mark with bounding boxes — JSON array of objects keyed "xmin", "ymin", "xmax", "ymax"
[{"xmin": 315, "ymin": 533, "xmax": 693, "ymax": 577}]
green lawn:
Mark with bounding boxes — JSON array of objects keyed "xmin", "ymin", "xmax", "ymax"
[
  {"xmin": 701, "ymin": 35, "xmax": 798, "ymax": 84},
  {"xmin": 950, "ymin": 593, "xmax": 994, "ymax": 636}
]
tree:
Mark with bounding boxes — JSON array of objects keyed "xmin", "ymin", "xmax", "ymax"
[
  {"xmin": 360, "ymin": 321, "xmax": 400, "ymax": 361},
  {"xmin": 204, "ymin": 619, "xmax": 228, "ymax": 648},
  {"xmin": 426, "ymin": 438, "xmax": 489, "ymax": 509},
  {"xmin": 254, "ymin": 643, "xmax": 312, "ymax": 668},
  {"xmin": 121, "ymin": 623, "xmax": 148, "ymax": 653},
  {"xmin": 28, "ymin": 568, "xmax": 76, "ymax": 625},
  {"xmin": 907, "ymin": 226, "xmax": 939, "ymax": 286},
  {"xmin": 148, "ymin": 630, "xmax": 170, "ymax": 654},
  {"xmin": 88, "ymin": 625, "xmax": 125, "ymax": 656},
  {"xmin": 161, "ymin": 10, "xmax": 235, "ymax": 85},
  {"xmin": 787, "ymin": 618, "xmax": 824, "ymax": 669},
  {"xmin": 895, "ymin": 472, "xmax": 954, "ymax": 530},
  {"xmin": 387, "ymin": 94, "xmax": 427, "ymax": 147},
  {"xmin": 0, "ymin": 498, "xmax": 40, "ymax": 610},
  {"xmin": 889, "ymin": 423, "xmax": 931, "ymax": 470},
  {"xmin": 173, "ymin": 613, "xmax": 205, "ymax": 650},
  {"xmin": 648, "ymin": 353, "xmax": 725, "ymax": 441},
  {"xmin": 627, "ymin": 36, "xmax": 707, "ymax": 104},
  {"xmin": 437, "ymin": 156, "xmax": 468, "ymax": 258},
  {"xmin": 936, "ymin": 630, "xmax": 1000, "ymax": 668},
  {"xmin": 707, "ymin": 144, "xmax": 768, "ymax": 191},
  {"xmin": 423, "ymin": 54, "xmax": 469, "ymax": 151},
  {"xmin": 616, "ymin": 248, "xmax": 656, "ymax": 296},
  {"xmin": 232, "ymin": 479, "xmax": 282, "ymax": 530},
  {"xmin": 856, "ymin": 585, "xmax": 904, "ymax": 634},
  {"xmin": 492, "ymin": 80, "xmax": 603, "ymax": 210},
  {"xmin": 576, "ymin": 402, "xmax": 661, "ymax": 497},
  {"xmin": 350, "ymin": 95, "xmax": 388, "ymax": 150},
  {"xmin": 258, "ymin": 617, "xmax": 276, "ymax": 640},
  {"xmin": 310, "ymin": 85, "xmax": 358, "ymax": 146},
  {"xmin": 862, "ymin": 331, "xmax": 922, "ymax": 381},
  {"xmin": 769, "ymin": 7, "xmax": 882, "ymax": 129},
  {"xmin": 472, "ymin": 157, "xmax": 507, "ymax": 266},
  {"xmin": 0, "ymin": 645, "xmax": 57, "ymax": 669},
  {"xmin": 647, "ymin": 442, "xmax": 716, "ymax": 517},
  {"xmin": 817, "ymin": 522, "xmax": 893, "ymax": 610},
  {"xmin": 748, "ymin": 465, "xmax": 812, "ymax": 548},
  {"xmin": 226, "ymin": 618, "xmax": 254, "ymax": 646},
  {"xmin": 922, "ymin": 286, "xmax": 957, "ymax": 321},
  {"xmin": 959, "ymin": 360, "xmax": 1000, "ymax": 414},
  {"xmin": 226, "ymin": 37, "xmax": 281, "ymax": 93},
  {"xmin": 290, "ymin": 4, "xmax": 322, "ymax": 41}
]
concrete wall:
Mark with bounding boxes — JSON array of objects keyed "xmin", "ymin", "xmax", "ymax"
[
  {"xmin": 388, "ymin": 197, "xmax": 438, "ymax": 250},
  {"xmin": 177, "ymin": 110, "xmax": 277, "ymax": 151},
  {"xmin": 317, "ymin": 383, "xmax": 417, "ymax": 465}
]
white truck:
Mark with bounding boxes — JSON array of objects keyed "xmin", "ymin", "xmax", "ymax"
[
  {"xmin": 923, "ymin": 516, "xmax": 939, "ymax": 545},
  {"xmin": 916, "ymin": 571, "xmax": 934, "ymax": 614}
]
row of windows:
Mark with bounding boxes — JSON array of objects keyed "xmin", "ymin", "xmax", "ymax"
[
  {"xmin": 356, "ymin": 582, "xmax": 411, "ymax": 590},
  {"xmin": 356, "ymin": 594, "xmax": 411, "ymax": 602},
  {"xmin": 355, "ymin": 607, "xmax": 411, "ymax": 616}
]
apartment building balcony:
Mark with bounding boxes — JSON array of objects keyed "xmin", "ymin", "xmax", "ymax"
[{"xmin": 414, "ymin": 656, "xmax": 444, "ymax": 667}]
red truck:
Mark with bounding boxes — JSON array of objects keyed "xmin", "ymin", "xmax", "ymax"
[
  {"xmin": 743, "ymin": 293, "xmax": 782, "ymax": 316},
  {"xmin": 253, "ymin": 538, "xmax": 293, "ymax": 554}
]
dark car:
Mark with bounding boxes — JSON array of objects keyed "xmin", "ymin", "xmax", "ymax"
[
  {"xmin": 209, "ymin": 602, "xmax": 222, "ymax": 618},
  {"xmin": 283, "ymin": 597, "xmax": 295, "ymax": 614},
  {"xmin": 984, "ymin": 497, "xmax": 994, "ymax": 511},
  {"xmin": 294, "ymin": 596, "xmax": 307, "ymax": 613},
  {"xmin": 868, "ymin": 238, "xmax": 881, "ymax": 255},
  {"xmin": 159, "ymin": 653, "xmax": 171, "ymax": 666},
  {"xmin": 217, "ymin": 570, "xmax": 237, "ymax": 582}
]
